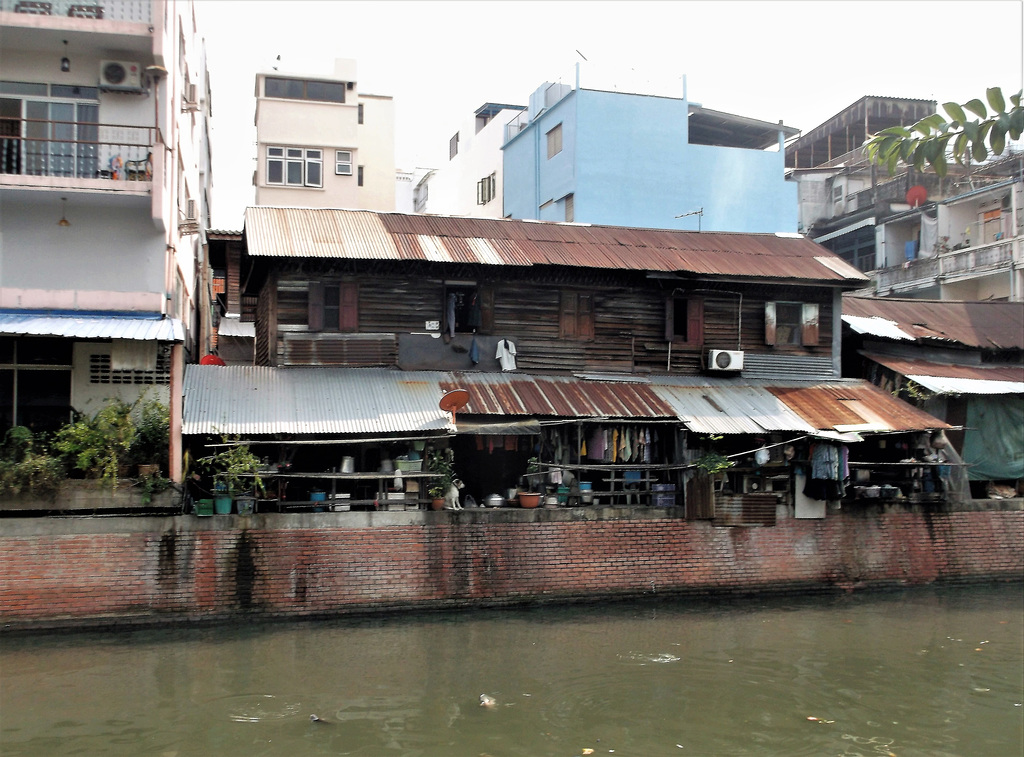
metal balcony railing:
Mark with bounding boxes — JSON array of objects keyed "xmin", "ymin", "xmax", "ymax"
[
  {"xmin": 876, "ymin": 237, "xmax": 1018, "ymax": 291},
  {"xmin": 1, "ymin": 0, "xmax": 151, "ymax": 23},
  {"xmin": 0, "ymin": 118, "xmax": 155, "ymax": 181}
]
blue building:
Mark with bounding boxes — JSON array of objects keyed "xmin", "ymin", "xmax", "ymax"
[{"xmin": 501, "ymin": 68, "xmax": 800, "ymax": 233}]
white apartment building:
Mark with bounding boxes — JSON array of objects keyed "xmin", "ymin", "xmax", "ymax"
[
  {"xmin": 415, "ymin": 102, "xmax": 525, "ymax": 217},
  {"xmin": 0, "ymin": 0, "xmax": 212, "ymax": 477},
  {"xmin": 254, "ymin": 58, "xmax": 395, "ymax": 212}
]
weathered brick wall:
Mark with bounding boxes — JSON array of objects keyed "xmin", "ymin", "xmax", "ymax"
[{"xmin": 1, "ymin": 508, "xmax": 1021, "ymax": 631}]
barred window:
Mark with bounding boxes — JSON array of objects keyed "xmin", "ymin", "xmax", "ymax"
[{"xmin": 89, "ymin": 351, "xmax": 170, "ymax": 385}]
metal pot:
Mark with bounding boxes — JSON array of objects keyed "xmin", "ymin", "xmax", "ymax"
[{"xmin": 485, "ymin": 494, "xmax": 504, "ymax": 508}]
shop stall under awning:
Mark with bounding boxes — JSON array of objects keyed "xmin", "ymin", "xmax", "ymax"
[{"xmin": 183, "ymin": 366, "xmax": 949, "ymax": 440}]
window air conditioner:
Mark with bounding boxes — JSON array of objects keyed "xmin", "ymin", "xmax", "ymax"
[
  {"xmin": 99, "ymin": 60, "xmax": 143, "ymax": 91},
  {"xmin": 707, "ymin": 349, "xmax": 744, "ymax": 372}
]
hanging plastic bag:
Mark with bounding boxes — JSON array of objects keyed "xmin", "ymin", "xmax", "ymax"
[
  {"xmin": 470, "ymin": 336, "xmax": 480, "ymax": 365},
  {"xmin": 755, "ymin": 446, "xmax": 770, "ymax": 466}
]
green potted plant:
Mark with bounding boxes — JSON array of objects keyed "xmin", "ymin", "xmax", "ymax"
[
  {"xmin": 197, "ymin": 437, "xmax": 264, "ymax": 514},
  {"xmin": 0, "ymin": 426, "xmax": 66, "ymax": 500},
  {"xmin": 425, "ymin": 447, "xmax": 454, "ymax": 510},
  {"xmin": 52, "ymin": 399, "xmax": 136, "ymax": 488},
  {"xmin": 518, "ymin": 457, "xmax": 543, "ymax": 508}
]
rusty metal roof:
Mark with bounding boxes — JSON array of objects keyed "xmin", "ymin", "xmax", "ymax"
[
  {"xmin": 767, "ymin": 381, "xmax": 950, "ymax": 432},
  {"xmin": 863, "ymin": 353, "xmax": 1024, "ymax": 395},
  {"xmin": 184, "ymin": 366, "xmax": 947, "ymax": 437},
  {"xmin": 243, "ymin": 207, "xmax": 868, "ymax": 283},
  {"xmin": 844, "ymin": 297, "xmax": 1024, "ymax": 350}
]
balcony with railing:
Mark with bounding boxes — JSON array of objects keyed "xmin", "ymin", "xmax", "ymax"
[
  {"xmin": 0, "ymin": 0, "xmax": 150, "ymax": 22},
  {"xmin": 0, "ymin": 117, "xmax": 155, "ymax": 189},
  {"xmin": 875, "ymin": 237, "xmax": 1019, "ymax": 292}
]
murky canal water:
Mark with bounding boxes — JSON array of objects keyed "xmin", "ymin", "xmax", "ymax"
[{"xmin": 1, "ymin": 584, "xmax": 1021, "ymax": 757}]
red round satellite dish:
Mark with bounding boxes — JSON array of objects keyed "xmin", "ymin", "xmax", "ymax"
[
  {"xmin": 906, "ymin": 185, "xmax": 927, "ymax": 207},
  {"xmin": 200, "ymin": 354, "xmax": 226, "ymax": 366},
  {"xmin": 439, "ymin": 389, "xmax": 470, "ymax": 413}
]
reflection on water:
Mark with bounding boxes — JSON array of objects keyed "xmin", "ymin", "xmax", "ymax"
[{"xmin": 1, "ymin": 584, "xmax": 1021, "ymax": 757}]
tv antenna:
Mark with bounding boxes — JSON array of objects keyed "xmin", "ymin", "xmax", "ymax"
[{"xmin": 675, "ymin": 207, "xmax": 703, "ymax": 231}]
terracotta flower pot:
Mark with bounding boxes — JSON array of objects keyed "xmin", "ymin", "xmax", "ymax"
[
  {"xmin": 431, "ymin": 497, "xmax": 445, "ymax": 510},
  {"xmin": 518, "ymin": 492, "xmax": 541, "ymax": 508}
]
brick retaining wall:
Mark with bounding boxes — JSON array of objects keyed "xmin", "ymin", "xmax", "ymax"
[{"xmin": 1, "ymin": 506, "xmax": 1021, "ymax": 631}]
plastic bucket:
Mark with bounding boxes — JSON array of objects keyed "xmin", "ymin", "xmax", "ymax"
[
  {"xmin": 196, "ymin": 498, "xmax": 214, "ymax": 516},
  {"xmin": 214, "ymin": 495, "xmax": 233, "ymax": 515},
  {"xmin": 579, "ymin": 482, "xmax": 593, "ymax": 504},
  {"xmin": 341, "ymin": 456, "xmax": 355, "ymax": 473}
]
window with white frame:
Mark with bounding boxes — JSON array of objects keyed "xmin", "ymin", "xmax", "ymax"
[
  {"xmin": 335, "ymin": 150, "xmax": 353, "ymax": 175},
  {"xmin": 266, "ymin": 146, "xmax": 322, "ymax": 187}
]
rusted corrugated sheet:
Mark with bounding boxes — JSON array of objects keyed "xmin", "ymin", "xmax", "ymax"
[
  {"xmin": 844, "ymin": 297, "xmax": 1024, "ymax": 349},
  {"xmin": 863, "ymin": 354, "xmax": 1024, "ymax": 395},
  {"xmin": 183, "ymin": 365, "xmax": 948, "ymax": 438},
  {"xmin": 768, "ymin": 382, "xmax": 950, "ymax": 431},
  {"xmin": 243, "ymin": 207, "xmax": 868, "ymax": 283},
  {"xmin": 438, "ymin": 373, "xmax": 675, "ymax": 418}
]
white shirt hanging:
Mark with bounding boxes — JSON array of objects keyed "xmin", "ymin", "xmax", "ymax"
[{"xmin": 495, "ymin": 339, "xmax": 517, "ymax": 371}]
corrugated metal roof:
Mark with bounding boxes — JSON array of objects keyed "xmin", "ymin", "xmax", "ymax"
[
  {"xmin": 652, "ymin": 383, "xmax": 815, "ymax": 434},
  {"xmin": 863, "ymin": 353, "xmax": 1024, "ymax": 395},
  {"xmin": 767, "ymin": 381, "xmax": 950, "ymax": 432},
  {"xmin": 0, "ymin": 312, "xmax": 183, "ymax": 341},
  {"xmin": 844, "ymin": 297, "xmax": 1024, "ymax": 349},
  {"xmin": 439, "ymin": 373, "xmax": 676, "ymax": 418},
  {"xmin": 183, "ymin": 366, "xmax": 948, "ymax": 437},
  {"xmin": 243, "ymin": 207, "xmax": 869, "ymax": 284},
  {"xmin": 182, "ymin": 366, "xmax": 452, "ymax": 436}
]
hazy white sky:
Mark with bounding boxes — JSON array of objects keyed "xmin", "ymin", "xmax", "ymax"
[{"xmin": 197, "ymin": 0, "xmax": 1024, "ymax": 229}]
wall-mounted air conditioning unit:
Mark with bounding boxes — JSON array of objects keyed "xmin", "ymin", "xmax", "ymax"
[
  {"xmin": 99, "ymin": 60, "xmax": 143, "ymax": 92},
  {"xmin": 707, "ymin": 349, "xmax": 744, "ymax": 372}
]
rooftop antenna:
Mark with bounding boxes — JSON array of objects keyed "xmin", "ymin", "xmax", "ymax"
[
  {"xmin": 576, "ymin": 50, "xmax": 588, "ymax": 61},
  {"xmin": 675, "ymin": 207, "xmax": 703, "ymax": 231}
]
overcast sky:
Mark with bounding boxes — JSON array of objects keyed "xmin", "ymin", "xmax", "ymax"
[{"xmin": 197, "ymin": 0, "xmax": 1024, "ymax": 229}]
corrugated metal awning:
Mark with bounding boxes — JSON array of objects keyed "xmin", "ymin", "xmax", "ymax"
[
  {"xmin": 864, "ymin": 353, "xmax": 1024, "ymax": 395},
  {"xmin": 182, "ymin": 366, "xmax": 949, "ymax": 438},
  {"xmin": 453, "ymin": 418, "xmax": 542, "ymax": 435},
  {"xmin": 183, "ymin": 365, "xmax": 452, "ymax": 436},
  {"xmin": 0, "ymin": 311, "xmax": 184, "ymax": 342}
]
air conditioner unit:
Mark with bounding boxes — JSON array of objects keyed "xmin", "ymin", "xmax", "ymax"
[
  {"xmin": 707, "ymin": 349, "xmax": 744, "ymax": 372},
  {"xmin": 99, "ymin": 60, "xmax": 143, "ymax": 91}
]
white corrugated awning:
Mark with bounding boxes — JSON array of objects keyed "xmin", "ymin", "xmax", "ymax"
[
  {"xmin": 0, "ymin": 312, "xmax": 184, "ymax": 341},
  {"xmin": 453, "ymin": 418, "xmax": 542, "ymax": 435},
  {"xmin": 842, "ymin": 314, "xmax": 915, "ymax": 341},
  {"xmin": 183, "ymin": 365, "xmax": 452, "ymax": 436},
  {"xmin": 907, "ymin": 374, "xmax": 1024, "ymax": 395}
]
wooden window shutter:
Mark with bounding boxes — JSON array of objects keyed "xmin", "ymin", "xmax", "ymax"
[
  {"xmin": 801, "ymin": 303, "xmax": 820, "ymax": 345},
  {"xmin": 308, "ymin": 281, "xmax": 324, "ymax": 332},
  {"xmin": 764, "ymin": 302, "xmax": 777, "ymax": 345},
  {"xmin": 687, "ymin": 297, "xmax": 704, "ymax": 346},
  {"xmin": 339, "ymin": 282, "xmax": 358, "ymax": 332},
  {"xmin": 559, "ymin": 291, "xmax": 578, "ymax": 339},
  {"xmin": 479, "ymin": 286, "xmax": 495, "ymax": 334},
  {"xmin": 579, "ymin": 293, "xmax": 594, "ymax": 341},
  {"xmin": 664, "ymin": 295, "xmax": 675, "ymax": 341}
]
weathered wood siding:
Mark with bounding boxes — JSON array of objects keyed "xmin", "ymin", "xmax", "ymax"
[{"xmin": 258, "ymin": 265, "xmax": 838, "ymax": 374}]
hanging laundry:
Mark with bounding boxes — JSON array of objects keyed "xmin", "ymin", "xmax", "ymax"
[
  {"xmin": 467, "ymin": 292, "xmax": 482, "ymax": 330},
  {"xmin": 447, "ymin": 293, "xmax": 457, "ymax": 339},
  {"xmin": 469, "ymin": 336, "xmax": 480, "ymax": 365},
  {"xmin": 495, "ymin": 339, "xmax": 517, "ymax": 371},
  {"xmin": 611, "ymin": 428, "xmax": 620, "ymax": 463}
]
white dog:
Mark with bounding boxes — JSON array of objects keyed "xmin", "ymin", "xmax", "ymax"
[{"xmin": 445, "ymin": 478, "xmax": 465, "ymax": 510}]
